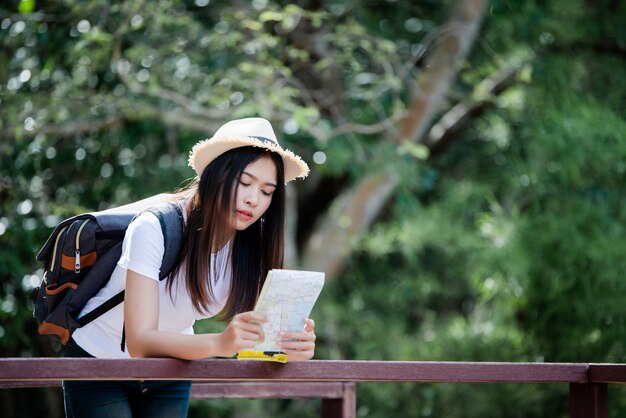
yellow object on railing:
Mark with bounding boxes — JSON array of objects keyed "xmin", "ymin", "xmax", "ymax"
[{"xmin": 237, "ymin": 351, "xmax": 288, "ymax": 363}]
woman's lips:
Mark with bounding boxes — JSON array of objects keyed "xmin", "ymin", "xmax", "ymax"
[{"xmin": 237, "ymin": 210, "xmax": 253, "ymax": 221}]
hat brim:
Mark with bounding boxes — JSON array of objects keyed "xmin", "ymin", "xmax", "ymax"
[{"xmin": 189, "ymin": 136, "xmax": 310, "ymax": 183}]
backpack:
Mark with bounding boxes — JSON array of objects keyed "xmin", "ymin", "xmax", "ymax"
[{"xmin": 33, "ymin": 193, "xmax": 184, "ymax": 347}]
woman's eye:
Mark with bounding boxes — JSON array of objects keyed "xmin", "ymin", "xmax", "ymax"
[
  {"xmin": 262, "ymin": 190, "xmax": 273, "ymax": 197},
  {"xmin": 239, "ymin": 181, "xmax": 250, "ymax": 187}
]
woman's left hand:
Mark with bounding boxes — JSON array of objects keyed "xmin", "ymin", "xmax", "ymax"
[{"xmin": 277, "ymin": 318, "xmax": 316, "ymax": 361}]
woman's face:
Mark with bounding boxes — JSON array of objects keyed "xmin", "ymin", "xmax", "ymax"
[{"xmin": 232, "ymin": 155, "xmax": 277, "ymax": 231}]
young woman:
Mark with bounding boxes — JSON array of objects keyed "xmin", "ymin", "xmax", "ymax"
[{"xmin": 62, "ymin": 117, "xmax": 315, "ymax": 418}]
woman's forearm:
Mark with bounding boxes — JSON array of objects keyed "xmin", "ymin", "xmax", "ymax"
[{"xmin": 127, "ymin": 329, "xmax": 226, "ymax": 360}]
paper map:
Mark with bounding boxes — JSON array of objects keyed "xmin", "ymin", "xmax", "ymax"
[{"xmin": 247, "ymin": 269, "xmax": 324, "ymax": 352}]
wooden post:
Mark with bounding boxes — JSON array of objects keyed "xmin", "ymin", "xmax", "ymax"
[
  {"xmin": 569, "ymin": 383, "xmax": 607, "ymax": 418},
  {"xmin": 321, "ymin": 382, "xmax": 356, "ymax": 418}
]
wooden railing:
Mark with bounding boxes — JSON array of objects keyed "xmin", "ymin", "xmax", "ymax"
[{"xmin": 2, "ymin": 359, "xmax": 625, "ymax": 418}]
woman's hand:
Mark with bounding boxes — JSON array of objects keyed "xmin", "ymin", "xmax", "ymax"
[
  {"xmin": 217, "ymin": 311, "xmax": 267, "ymax": 357},
  {"xmin": 278, "ymin": 318, "xmax": 316, "ymax": 361}
]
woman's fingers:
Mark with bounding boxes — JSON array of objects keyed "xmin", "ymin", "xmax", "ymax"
[
  {"xmin": 278, "ymin": 340, "xmax": 315, "ymax": 361},
  {"xmin": 235, "ymin": 329, "xmax": 265, "ymax": 343},
  {"xmin": 219, "ymin": 311, "xmax": 269, "ymax": 355},
  {"xmin": 230, "ymin": 312, "xmax": 267, "ymax": 339},
  {"xmin": 237, "ymin": 311, "xmax": 268, "ymax": 324},
  {"xmin": 279, "ymin": 329, "xmax": 316, "ymax": 342},
  {"xmin": 278, "ymin": 339, "xmax": 315, "ymax": 351},
  {"xmin": 236, "ymin": 330, "xmax": 263, "ymax": 343},
  {"xmin": 304, "ymin": 318, "xmax": 315, "ymax": 333},
  {"xmin": 276, "ymin": 325, "xmax": 316, "ymax": 361},
  {"xmin": 223, "ymin": 314, "xmax": 317, "ymax": 359},
  {"xmin": 232, "ymin": 319, "xmax": 265, "ymax": 336}
]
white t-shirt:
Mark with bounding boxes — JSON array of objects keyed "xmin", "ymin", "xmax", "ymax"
[{"xmin": 72, "ymin": 211, "xmax": 232, "ymax": 358}]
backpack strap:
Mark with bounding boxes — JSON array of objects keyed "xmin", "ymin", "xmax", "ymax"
[
  {"xmin": 148, "ymin": 202, "xmax": 185, "ymax": 280},
  {"xmin": 75, "ymin": 202, "xmax": 184, "ymax": 330}
]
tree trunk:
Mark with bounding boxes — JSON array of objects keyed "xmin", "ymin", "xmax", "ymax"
[{"xmin": 301, "ymin": 0, "xmax": 489, "ymax": 278}]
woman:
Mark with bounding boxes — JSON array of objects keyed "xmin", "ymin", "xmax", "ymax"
[{"xmin": 63, "ymin": 117, "xmax": 315, "ymax": 418}]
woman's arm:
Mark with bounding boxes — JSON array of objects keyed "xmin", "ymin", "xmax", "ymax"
[{"xmin": 124, "ymin": 269, "xmax": 266, "ymax": 360}]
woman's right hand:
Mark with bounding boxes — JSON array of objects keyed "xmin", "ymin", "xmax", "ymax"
[{"xmin": 216, "ymin": 311, "xmax": 267, "ymax": 357}]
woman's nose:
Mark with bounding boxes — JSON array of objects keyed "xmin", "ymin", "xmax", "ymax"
[{"xmin": 244, "ymin": 190, "xmax": 258, "ymax": 207}]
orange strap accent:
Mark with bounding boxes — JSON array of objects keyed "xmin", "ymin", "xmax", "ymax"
[
  {"xmin": 61, "ymin": 252, "xmax": 97, "ymax": 271},
  {"xmin": 38, "ymin": 322, "xmax": 71, "ymax": 345},
  {"xmin": 45, "ymin": 282, "xmax": 78, "ymax": 295}
]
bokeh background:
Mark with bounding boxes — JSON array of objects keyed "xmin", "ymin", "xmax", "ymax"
[{"xmin": 1, "ymin": 0, "xmax": 625, "ymax": 417}]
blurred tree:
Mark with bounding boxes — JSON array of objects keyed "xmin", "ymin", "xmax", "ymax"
[
  {"xmin": 0, "ymin": 0, "xmax": 493, "ymax": 278},
  {"xmin": 302, "ymin": 0, "xmax": 490, "ymax": 277},
  {"xmin": 314, "ymin": 0, "xmax": 626, "ymax": 417}
]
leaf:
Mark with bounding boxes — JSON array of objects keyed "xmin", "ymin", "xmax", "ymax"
[
  {"xmin": 398, "ymin": 142, "xmax": 430, "ymax": 160},
  {"xmin": 18, "ymin": 0, "xmax": 35, "ymax": 14}
]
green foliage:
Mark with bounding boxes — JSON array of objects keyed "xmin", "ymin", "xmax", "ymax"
[{"xmin": 312, "ymin": 3, "xmax": 626, "ymax": 417}]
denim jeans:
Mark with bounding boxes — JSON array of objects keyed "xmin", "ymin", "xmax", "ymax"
[{"xmin": 63, "ymin": 338, "xmax": 192, "ymax": 418}]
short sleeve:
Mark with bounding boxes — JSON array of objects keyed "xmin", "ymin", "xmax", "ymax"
[{"xmin": 117, "ymin": 211, "xmax": 165, "ymax": 281}]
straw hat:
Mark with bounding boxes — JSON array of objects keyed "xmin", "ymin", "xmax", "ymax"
[{"xmin": 188, "ymin": 117, "xmax": 309, "ymax": 183}]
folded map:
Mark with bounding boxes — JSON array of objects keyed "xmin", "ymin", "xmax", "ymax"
[{"xmin": 237, "ymin": 269, "xmax": 325, "ymax": 362}]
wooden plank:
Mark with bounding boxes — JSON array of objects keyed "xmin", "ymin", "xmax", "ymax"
[
  {"xmin": 0, "ymin": 380, "xmax": 345, "ymax": 400},
  {"xmin": 0, "ymin": 380, "xmax": 62, "ymax": 389},
  {"xmin": 569, "ymin": 383, "xmax": 607, "ymax": 418},
  {"xmin": 0, "ymin": 379, "xmax": 357, "ymax": 418},
  {"xmin": 190, "ymin": 382, "xmax": 345, "ymax": 399},
  {"xmin": 322, "ymin": 382, "xmax": 356, "ymax": 418},
  {"xmin": 588, "ymin": 364, "xmax": 626, "ymax": 384},
  {"xmin": 0, "ymin": 359, "xmax": 589, "ymax": 384}
]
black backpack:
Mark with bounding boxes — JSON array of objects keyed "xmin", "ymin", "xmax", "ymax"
[{"xmin": 33, "ymin": 193, "xmax": 184, "ymax": 347}]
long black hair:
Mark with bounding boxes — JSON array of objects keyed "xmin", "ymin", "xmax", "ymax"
[{"xmin": 169, "ymin": 146, "xmax": 285, "ymax": 320}]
